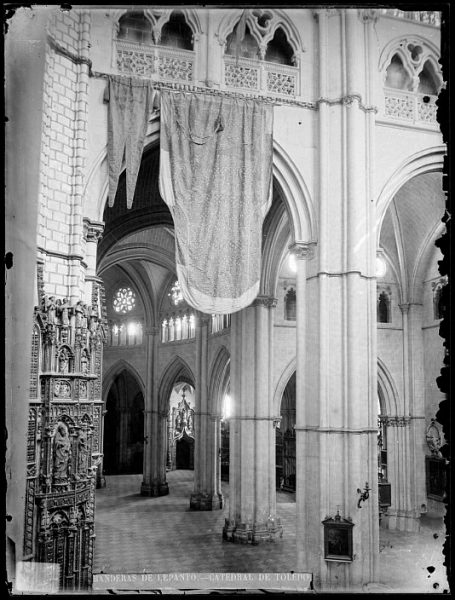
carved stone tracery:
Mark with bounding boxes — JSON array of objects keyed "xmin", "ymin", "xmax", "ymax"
[{"xmin": 24, "ymin": 293, "xmax": 106, "ymax": 589}]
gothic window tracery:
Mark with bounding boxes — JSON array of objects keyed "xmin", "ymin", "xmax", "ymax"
[
  {"xmin": 265, "ymin": 27, "xmax": 294, "ymax": 65},
  {"xmin": 118, "ymin": 12, "xmax": 153, "ymax": 44},
  {"xmin": 221, "ymin": 10, "xmax": 300, "ymax": 97},
  {"xmin": 113, "ymin": 286, "xmax": 136, "ymax": 314},
  {"xmin": 210, "ymin": 314, "xmax": 231, "ymax": 334},
  {"xmin": 385, "ymin": 54, "xmax": 413, "ymax": 91},
  {"xmin": 109, "ymin": 285, "xmax": 143, "ymax": 346},
  {"xmin": 161, "ymin": 280, "xmax": 196, "ymax": 343},
  {"xmin": 160, "ymin": 12, "xmax": 193, "ymax": 50},
  {"xmin": 382, "ymin": 39, "xmax": 442, "ymax": 124},
  {"xmin": 115, "ymin": 10, "xmax": 197, "ymax": 82}
]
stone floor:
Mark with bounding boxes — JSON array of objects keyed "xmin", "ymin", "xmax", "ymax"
[{"xmin": 92, "ymin": 471, "xmax": 450, "ymax": 594}]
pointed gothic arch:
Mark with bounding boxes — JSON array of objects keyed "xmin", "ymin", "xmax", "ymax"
[
  {"xmin": 273, "ymin": 357, "xmax": 297, "ymax": 417},
  {"xmin": 158, "ymin": 355, "xmax": 196, "ymax": 414},
  {"xmin": 375, "ymin": 146, "xmax": 445, "ymax": 247},
  {"xmin": 102, "ymin": 359, "xmax": 145, "ymax": 405},
  {"xmin": 377, "ymin": 358, "xmax": 400, "ymax": 417}
]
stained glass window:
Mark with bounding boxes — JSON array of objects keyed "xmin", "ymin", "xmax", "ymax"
[{"xmin": 113, "ymin": 287, "xmax": 136, "ymax": 314}]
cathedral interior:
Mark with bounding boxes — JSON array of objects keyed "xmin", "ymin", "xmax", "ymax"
[{"xmin": 5, "ymin": 5, "xmax": 451, "ymax": 594}]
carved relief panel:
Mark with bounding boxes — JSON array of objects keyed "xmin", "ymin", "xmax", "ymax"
[{"xmin": 24, "ymin": 287, "xmax": 107, "ymax": 589}]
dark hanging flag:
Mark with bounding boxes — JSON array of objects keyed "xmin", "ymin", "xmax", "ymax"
[{"xmin": 106, "ymin": 75, "xmax": 153, "ymax": 209}]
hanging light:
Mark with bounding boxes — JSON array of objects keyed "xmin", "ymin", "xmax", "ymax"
[{"xmin": 169, "ymin": 280, "xmax": 183, "ymax": 305}]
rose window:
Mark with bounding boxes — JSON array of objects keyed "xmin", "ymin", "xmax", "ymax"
[{"xmin": 113, "ymin": 287, "xmax": 136, "ymax": 314}]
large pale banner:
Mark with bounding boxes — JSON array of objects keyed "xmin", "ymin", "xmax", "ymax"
[{"xmin": 159, "ymin": 91, "xmax": 273, "ymax": 314}]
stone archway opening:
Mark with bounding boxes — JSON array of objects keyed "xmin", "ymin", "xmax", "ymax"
[
  {"xmin": 276, "ymin": 371, "xmax": 296, "ymax": 494},
  {"xmin": 166, "ymin": 382, "xmax": 196, "ymax": 473},
  {"xmin": 103, "ymin": 368, "xmax": 144, "ymax": 475}
]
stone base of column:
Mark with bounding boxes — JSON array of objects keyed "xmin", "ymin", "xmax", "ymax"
[
  {"xmin": 140, "ymin": 480, "xmax": 169, "ymax": 497},
  {"xmin": 222, "ymin": 518, "xmax": 283, "ymax": 544},
  {"xmin": 190, "ymin": 492, "xmax": 223, "ymax": 510},
  {"xmin": 383, "ymin": 509, "xmax": 421, "ymax": 532}
]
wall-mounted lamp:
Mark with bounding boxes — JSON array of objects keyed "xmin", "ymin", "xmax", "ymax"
[{"xmin": 357, "ymin": 482, "xmax": 370, "ymax": 508}]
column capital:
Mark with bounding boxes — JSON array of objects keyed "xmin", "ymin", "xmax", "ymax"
[
  {"xmin": 289, "ymin": 241, "xmax": 317, "ymax": 261},
  {"xmin": 357, "ymin": 8, "xmax": 380, "ymax": 23},
  {"xmin": 385, "ymin": 416, "xmax": 411, "ymax": 427},
  {"xmin": 399, "ymin": 303, "xmax": 410, "ymax": 314},
  {"xmin": 253, "ymin": 295, "xmax": 278, "ymax": 309},
  {"xmin": 313, "ymin": 8, "xmax": 339, "ymax": 20},
  {"xmin": 83, "ymin": 218, "xmax": 104, "ymax": 243}
]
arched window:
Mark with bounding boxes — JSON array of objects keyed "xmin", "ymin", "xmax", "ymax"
[
  {"xmin": 225, "ymin": 25, "xmax": 259, "ymax": 60},
  {"xmin": 377, "ymin": 291, "xmax": 391, "ymax": 323},
  {"xmin": 265, "ymin": 27, "xmax": 294, "ymax": 65},
  {"xmin": 285, "ymin": 288, "xmax": 296, "ymax": 321},
  {"xmin": 418, "ymin": 60, "xmax": 440, "ymax": 95},
  {"xmin": 118, "ymin": 12, "xmax": 153, "ymax": 44},
  {"xmin": 160, "ymin": 11, "xmax": 193, "ymax": 50},
  {"xmin": 385, "ymin": 54, "xmax": 413, "ymax": 90}
]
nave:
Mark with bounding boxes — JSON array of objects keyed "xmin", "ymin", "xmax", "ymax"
[{"xmin": 94, "ymin": 471, "xmax": 448, "ymax": 593}]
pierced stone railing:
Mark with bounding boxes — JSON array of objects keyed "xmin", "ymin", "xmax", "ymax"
[
  {"xmin": 115, "ymin": 39, "xmax": 195, "ymax": 83},
  {"xmin": 380, "ymin": 9, "xmax": 441, "ymax": 27},
  {"xmin": 223, "ymin": 55, "xmax": 299, "ymax": 98},
  {"xmin": 384, "ymin": 88, "xmax": 438, "ymax": 126}
]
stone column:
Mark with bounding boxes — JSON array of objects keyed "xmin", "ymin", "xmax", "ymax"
[
  {"xmin": 5, "ymin": 8, "xmax": 49, "ymax": 568},
  {"xmin": 298, "ymin": 9, "xmax": 380, "ymax": 590},
  {"xmin": 291, "ymin": 241, "xmax": 316, "ymax": 572},
  {"xmin": 407, "ymin": 303, "xmax": 427, "ymax": 517},
  {"xmin": 141, "ymin": 327, "xmax": 168, "ymax": 496},
  {"xmin": 386, "ymin": 303, "xmax": 426, "ymax": 531},
  {"xmin": 223, "ymin": 296, "xmax": 282, "ymax": 544},
  {"xmin": 191, "ymin": 314, "xmax": 222, "ymax": 510}
]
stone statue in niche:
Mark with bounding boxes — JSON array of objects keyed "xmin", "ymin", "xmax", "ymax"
[
  {"xmin": 74, "ymin": 301, "xmax": 84, "ymax": 328},
  {"xmin": 57, "ymin": 298, "xmax": 70, "ymax": 326},
  {"xmin": 48, "ymin": 296, "xmax": 57, "ymax": 323},
  {"xmin": 79, "ymin": 380, "xmax": 87, "ymax": 398},
  {"xmin": 53, "ymin": 422, "xmax": 71, "ymax": 479},
  {"xmin": 426, "ymin": 419, "xmax": 443, "ymax": 457},
  {"xmin": 89, "ymin": 305, "xmax": 98, "ymax": 332},
  {"xmin": 77, "ymin": 431, "xmax": 89, "ymax": 476},
  {"xmin": 58, "ymin": 348, "xmax": 71, "ymax": 374},
  {"xmin": 81, "ymin": 304, "xmax": 89, "ymax": 329},
  {"xmin": 80, "ymin": 350, "xmax": 89, "ymax": 374},
  {"xmin": 40, "ymin": 294, "xmax": 50, "ymax": 314}
]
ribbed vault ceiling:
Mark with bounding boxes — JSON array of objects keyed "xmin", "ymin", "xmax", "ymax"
[{"xmin": 379, "ymin": 171, "xmax": 445, "ymax": 297}]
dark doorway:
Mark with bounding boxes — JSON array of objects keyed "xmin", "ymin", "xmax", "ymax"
[
  {"xmin": 176, "ymin": 435, "xmax": 194, "ymax": 470},
  {"xmin": 103, "ymin": 369, "xmax": 144, "ymax": 475},
  {"xmin": 221, "ymin": 419, "xmax": 230, "ymax": 481},
  {"xmin": 276, "ymin": 372, "xmax": 296, "ymax": 492}
]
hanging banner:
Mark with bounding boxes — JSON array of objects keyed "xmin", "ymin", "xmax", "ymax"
[
  {"xmin": 106, "ymin": 75, "xmax": 152, "ymax": 209},
  {"xmin": 159, "ymin": 91, "xmax": 273, "ymax": 314}
]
